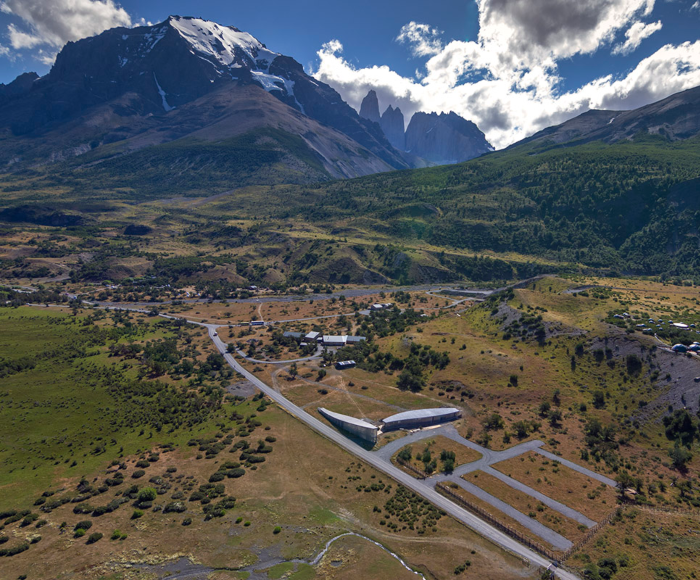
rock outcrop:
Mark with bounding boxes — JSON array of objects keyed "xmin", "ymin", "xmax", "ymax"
[
  {"xmin": 380, "ymin": 105, "xmax": 405, "ymax": 150},
  {"xmin": 405, "ymin": 111, "xmax": 492, "ymax": 164},
  {"xmin": 359, "ymin": 90, "xmax": 381, "ymax": 124},
  {"xmin": 358, "ymin": 90, "xmax": 492, "ymax": 165}
]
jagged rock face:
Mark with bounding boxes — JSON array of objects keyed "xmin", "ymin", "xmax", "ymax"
[
  {"xmin": 0, "ymin": 16, "xmax": 408, "ymax": 171},
  {"xmin": 405, "ymin": 111, "xmax": 493, "ymax": 164},
  {"xmin": 359, "ymin": 89, "xmax": 381, "ymax": 124},
  {"xmin": 0, "ymin": 72, "xmax": 39, "ymax": 106},
  {"xmin": 380, "ymin": 105, "xmax": 405, "ymax": 150}
]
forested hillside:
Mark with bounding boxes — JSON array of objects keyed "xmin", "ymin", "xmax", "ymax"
[{"xmin": 259, "ymin": 135, "xmax": 700, "ymax": 277}]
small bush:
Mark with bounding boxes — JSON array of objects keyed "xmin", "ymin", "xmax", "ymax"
[
  {"xmin": 135, "ymin": 460, "xmax": 150, "ymax": 469},
  {"xmin": 132, "ymin": 470, "xmax": 146, "ymax": 479},
  {"xmin": 163, "ymin": 502, "xmax": 187, "ymax": 514},
  {"xmin": 182, "ymin": 518, "xmax": 192, "ymax": 526},
  {"xmin": 138, "ymin": 488, "xmax": 157, "ymax": 503},
  {"xmin": 74, "ymin": 520, "xmax": 93, "ymax": 531},
  {"xmin": 131, "ymin": 509, "xmax": 144, "ymax": 520},
  {"xmin": 74, "ymin": 529, "xmax": 86, "ymax": 538},
  {"xmin": 3, "ymin": 542, "xmax": 29, "ymax": 557},
  {"xmin": 273, "ymin": 526, "xmax": 281, "ymax": 534},
  {"xmin": 86, "ymin": 532, "xmax": 103, "ymax": 544},
  {"xmin": 227, "ymin": 468, "xmax": 245, "ymax": 479},
  {"xmin": 208, "ymin": 472, "xmax": 225, "ymax": 483}
]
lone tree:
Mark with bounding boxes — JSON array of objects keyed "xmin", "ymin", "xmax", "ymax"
[{"xmin": 669, "ymin": 443, "xmax": 693, "ymax": 472}]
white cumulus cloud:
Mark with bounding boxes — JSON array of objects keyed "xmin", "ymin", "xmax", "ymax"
[
  {"xmin": 612, "ymin": 20, "xmax": 662, "ymax": 55},
  {"xmin": 1, "ymin": 0, "xmax": 131, "ymax": 64},
  {"xmin": 396, "ymin": 22, "xmax": 443, "ymax": 57},
  {"xmin": 314, "ymin": 0, "xmax": 700, "ymax": 149}
]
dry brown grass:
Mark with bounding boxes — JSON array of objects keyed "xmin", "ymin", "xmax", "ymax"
[
  {"xmin": 463, "ymin": 471, "xmax": 588, "ymax": 544},
  {"xmin": 492, "ymin": 451, "xmax": 619, "ymax": 522}
]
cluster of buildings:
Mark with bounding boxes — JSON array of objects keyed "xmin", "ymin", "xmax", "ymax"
[
  {"xmin": 318, "ymin": 407, "xmax": 462, "ymax": 444},
  {"xmin": 281, "ymin": 331, "xmax": 366, "ymax": 348}
]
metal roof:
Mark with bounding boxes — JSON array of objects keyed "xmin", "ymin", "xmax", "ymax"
[
  {"xmin": 283, "ymin": 331, "xmax": 303, "ymax": 338},
  {"xmin": 323, "ymin": 335, "xmax": 347, "ymax": 342},
  {"xmin": 318, "ymin": 408, "xmax": 378, "ymax": 430},
  {"xmin": 382, "ymin": 407, "xmax": 460, "ymax": 424}
]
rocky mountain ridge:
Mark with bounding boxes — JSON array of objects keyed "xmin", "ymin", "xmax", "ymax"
[
  {"xmin": 359, "ymin": 91, "xmax": 493, "ymax": 165},
  {"xmin": 0, "ymin": 16, "xmax": 411, "ymax": 180}
]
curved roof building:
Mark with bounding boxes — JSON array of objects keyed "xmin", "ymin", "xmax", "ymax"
[
  {"xmin": 318, "ymin": 408, "xmax": 378, "ymax": 443},
  {"xmin": 381, "ymin": 407, "xmax": 461, "ymax": 431}
]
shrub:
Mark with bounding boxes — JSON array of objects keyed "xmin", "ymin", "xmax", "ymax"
[
  {"xmin": 138, "ymin": 488, "xmax": 157, "ymax": 503},
  {"xmin": 132, "ymin": 470, "xmax": 146, "ymax": 479},
  {"xmin": 208, "ymin": 472, "xmax": 225, "ymax": 483},
  {"xmin": 0, "ymin": 536, "xmax": 8, "ymax": 544},
  {"xmin": 166, "ymin": 467, "xmax": 177, "ymax": 473},
  {"xmin": 182, "ymin": 518, "xmax": 192, "ymax": 526},
  {"xmin": 74, "ymin": 520, "xmax": 93, "ymax": 531},
  {"xmin": 3, "ymin": 542, "xmax": 29, "ymax": 557},
  {"xmin": 163, "ymin": 502, "xmax": 187, "ymax": 514},
  {"xmin": 20, "ymin": 514, "xmax": 39, "ymax": 527},
  {"xmin": 273, "ymin": 526, "xmax": 281, "ymax": 534},
  {"xmin": 131, "ymin": 509, "xmax": 144, "ymax": 520},
  {"xmin": 135, "ymin": 460, "xmax": 150, "ymax": 469},
  {"xmin": 227, "ymin": 468, "xmax": 245, "ymax": 479},
  {"xmin": 74, "ymin": 529, "xmax": 86, "ymax": 538},
  {"xmin": 86, "ymin": 532, "xmax": 103, "ymax": 544},
  {"xmin": 111, "ymin": 530, "xmax": 123, "ymax": 540},
  {"xmin": 30, "ymin": 535, "xmax": 41, "ymax": 544}
]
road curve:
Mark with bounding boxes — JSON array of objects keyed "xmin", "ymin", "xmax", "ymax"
[
  {"xmin": 40, "ymin": 303, "xmax": 578, "ymax": 578},
  {"xmin": 202, "ymin": 325, "xmax": 579, "ymax": 579}
]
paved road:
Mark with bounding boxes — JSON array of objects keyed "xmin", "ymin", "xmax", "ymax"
[
  {"xmin": 92, "ymin": 283, "xmax": 468, "ymax": 309},
  {"xmin": 425, "ymin": 477, "xmax": 573, "ymax": 551},
  {"xmin": 33, "ymin": 301, "xmax": 580, "ymax": 577},
  {"xmin": 235, "ymin": 346, "xmax": 323, "ymax": 365},
  {"xmin": 198, "ymin": 325, "xmax": 580, "ymax": 578},
  {"xmin": 482, "ymin": 467, "xmax": 596, "ymax": 528},
  {"xmin": 377, "ymin": 426, "xmax": 595, "ymax": 537}
]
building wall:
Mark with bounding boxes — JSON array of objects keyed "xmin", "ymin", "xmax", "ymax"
[
  {"xmin": 319, "ymin": 409, "xmax": 378, "ymax": 443},
  {"xmin": 382, "ymin": 410, "xmax": 462, "ymax": 432}
]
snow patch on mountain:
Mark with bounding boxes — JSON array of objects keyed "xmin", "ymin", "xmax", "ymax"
[
  {"xmin": 167, "ymin": 16, "xmax": 301, "ymax": 108},
  {"xmin": 153, "ymin": 74, "xmax": 174, "ymax": 112},
  {"xmin": 169, "ymin": 16, "xmax": 277, "ymax": 69}
]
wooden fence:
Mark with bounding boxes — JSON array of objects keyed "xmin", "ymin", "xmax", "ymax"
[{"xmin": 435, "ymin": 482, "xmax": 560, "ymax": 561}]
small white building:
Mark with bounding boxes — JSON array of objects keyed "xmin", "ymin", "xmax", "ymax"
[
  {"xmin": 323, "ymin": 335, "xmax": 347, "ymax": 347},
  {"xmin": 305, "ymin": 331, "xmax": 321, "ymax": 342}
]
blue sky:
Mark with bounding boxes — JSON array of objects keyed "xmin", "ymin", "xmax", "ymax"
[
  {"xmin": 1, "ymin": 0, "xmax": 699, "ymax": 147},
  {"xmin": 0, "ymin": 0, "xmax": 477, "ymax": 83}
]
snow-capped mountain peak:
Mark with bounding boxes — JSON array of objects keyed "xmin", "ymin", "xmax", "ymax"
[{"xmin": 167, "ymin": 16, "xmax": 278, "ymax": 70}]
